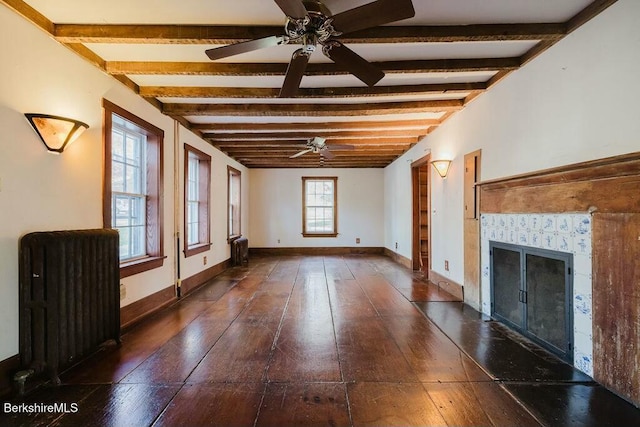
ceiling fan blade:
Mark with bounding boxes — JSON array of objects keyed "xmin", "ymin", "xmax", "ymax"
[
  {"xmin": 290, "ymin": 148, "xmax": 313, "ymax": 158},
  {"xmin": 274, "ymin": 0, "xmax": 308, "ymax": 19},
  {"xmin": 206, "ymin": 35, "xmax": 284, "ymax": 60},
  {"xmin": 319, "ymin": 147, "xmax": 335, "ymax": 160},
  {"xmin": 323, "ymin": 41, "xmax": 384, "ymax": 87},
  {"xmin": 327, "ymin": 144, "xmax": 355, "ymax": 150},
  {"xmin": 279, "ymin": 48, "xmax": 311, "ymax": 98},
  {"xmin": 330, "ymin": 0, "xmax": 415, "ymax": 35}
]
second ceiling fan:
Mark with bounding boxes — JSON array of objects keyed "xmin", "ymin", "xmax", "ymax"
[
  {"xmin": 205, "ymin": 0, "xmax": 415, "ymax": 97},
  {"xmin": 290, "ymin": 136, "xmax": 354, "ymax": 159}
]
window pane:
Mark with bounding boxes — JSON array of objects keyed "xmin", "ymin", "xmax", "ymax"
[
  {"xmin": 118, "ymin": 227, "xmax": 130, "ymax": 259},
  {"xmin": 112, "ymin": 161, "xmax": 125, "ymax": 192},
  {"xmin": 112, "ymin": 129, "xmax": 124, "ymax": 161},
  {"xmin": 131, "ymin": 225, "xmax": 146, "ymax": 258}
]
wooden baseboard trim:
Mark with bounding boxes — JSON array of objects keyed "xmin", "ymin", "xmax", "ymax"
[
  {"xmin": 120, "ymin": 285, "xmax": 176, "ymax": 330},
  {"xmin": 429, "ymin": 269, "xmax": 464, "ymax": 300},
  {"xmin": 120, "ymin": 258, "xmax": 231, "ymax": 330},
  {"xmin": 383, "ymin": 247, "xmax": 412, "ymax": 269},
  {"xmin": 0, "ymin": 354, "xmax": 20, "ymax": 398},
  {"xmin": 250, "ymin": 247, "xmax": 384, "ymax": 256},
  {"xmin": 180, "ymin": 258, "xmax": 231, "ymax": 295}
]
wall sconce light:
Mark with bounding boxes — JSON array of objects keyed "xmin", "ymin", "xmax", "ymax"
[
  {"xmin": 431, "ymin": 159, "xmax": 452, "ymax": 178},
  {"xmin": 25, "ymin": 113, "xmax": 89, "ymax": 153}
]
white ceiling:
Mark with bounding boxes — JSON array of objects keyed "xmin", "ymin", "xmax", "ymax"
[
  {"xmin": 24, "ymin": 0, "xmax": 592, "ymax": 25},
  {"xmin": 13, "ymin": 0, "xmax": 610, "ymax": 167}
]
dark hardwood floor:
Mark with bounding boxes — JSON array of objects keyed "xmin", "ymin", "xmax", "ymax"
[{"xmin": 2, "ymin": 254, "xmax": 639, "ymax": 426}]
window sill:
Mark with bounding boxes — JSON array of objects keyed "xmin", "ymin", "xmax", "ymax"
[
  {"xmin": 302, "ymin": 233, "xmax": 338, "ymax": 238},
  {"xmin": 184, "ymin": 243, "xmax": 212, "ymax": 258},
  {"xmin": 120, "ymin": 255, "xmax": 166, "ymax": 278}
]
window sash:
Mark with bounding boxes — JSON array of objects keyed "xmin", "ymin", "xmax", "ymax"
[
  {"xmin": 186, "ymin": 155, "xmax": 200, "ymax": 245},
  {"xmin": 111, "ymin": 121, "xmax": 148, "ymax": 261},
  {"xmin": 228, "ymin": 167, "xmax": 241, "ymax": 239},
  {"xmin": 302, "ymin": 177, "xmax": 337, "ymax": 236},
  {"xmin": 184, "ymin": 144, "xmax": 211, "ymax": 256}
]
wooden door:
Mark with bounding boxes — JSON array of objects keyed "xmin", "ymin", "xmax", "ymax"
[{"xmin": 412, "ymin": 157, "xmax": 430, "ymax": 273}]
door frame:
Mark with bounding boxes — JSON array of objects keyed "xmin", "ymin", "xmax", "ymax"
[{"xmin": 411, "ymin": 154, "xmax": 431, "ymax": 272}]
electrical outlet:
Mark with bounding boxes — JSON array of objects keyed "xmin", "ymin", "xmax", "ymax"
[
  {"xmin": 445, "ymin": 260, "xmax": 449, "ymax": 271},
  {"xmin": 119, "ymin": 283, "xmax": 126, "ymax": 301},
  {"xmin": 395, "ymin": 242, "xmax": 398, "ymax": 250},
  {"xmin": 277, "ymin": 239, "xmax": 280, "ymax": 244},
  {"xmin": 356, "ymin": 237, "xmax": 361, "ymax": 244},
  {"xmin": 203, "ymin": 256, "xmax": 207, "ymax": 265}
]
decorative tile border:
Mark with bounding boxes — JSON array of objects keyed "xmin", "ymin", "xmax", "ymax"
[{"xmin": 480, "ymin": 213, "xmax": 593, "ymax": 377}]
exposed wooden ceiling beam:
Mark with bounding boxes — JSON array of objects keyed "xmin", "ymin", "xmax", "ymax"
[
  {"xmin": 209, "ymin": 139, "xmax": 416, "ymax": 147},
  {"xmin": 52, "ymin": 23, "xmax": 566, "ymax": 44},
  {"xmin": 238, "ymin": 161, "xmax": 391, "ymax": 168},
  {"xmin": 220, "ymin": 148, "xmax": 404, "ymax": 158},
  {"xmin": 106, "ymin": 58, "xmax": 519, "ymax": 75},
  {"xmin": 139, "ymin": 82, "xmax": 484, "ymax": 99},
  {"xmin": 204, "ymin": 129, "xmax": 426, "ymax": 140},
  {"xmin": 192, "ymin": 119, "xmax": 439, "ymax": 132},
  {"xmin": 165, "ymin": 100, "xmax": 463, "ymax": 116},
  {"xmin": 1, "ymin": 0, "xmax": 54, "ymax": 34},
  {"xmin": 566, "ymin": 0, "xmax": 618, "ymax": 34}
]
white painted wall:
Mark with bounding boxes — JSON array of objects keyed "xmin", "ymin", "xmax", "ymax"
[
  {"xmin": 0, "ymin": 7, "xmax": 247, "ymax": 361},
  {"xmin": 249, "ymin": 168, "xmax": 384, "ymax": 248},
  {"xmin": 383, "ymin": 0, "xmax": 640, "ymax": 308}
]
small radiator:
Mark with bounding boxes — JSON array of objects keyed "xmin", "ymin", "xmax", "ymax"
[
  {"xmin": 19, "ymin": 229, "xmax": 120, "ymax": 384},
  {"xmin": 231, "ymin": 237, "xmax": 249, "ymax": 266}
]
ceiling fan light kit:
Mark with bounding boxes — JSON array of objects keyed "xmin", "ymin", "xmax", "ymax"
[{"xmin": 205, "ymin": 0, "xmax": 415, "ymax": 98}]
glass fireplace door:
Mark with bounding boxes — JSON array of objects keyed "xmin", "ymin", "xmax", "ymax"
[
  {"xmin": 491, "ymin": 246, "xmax": 523, "ymax": 329},
  {"xmin": 490, "ymin": 242, "xmax": 573, "ymax": 362}
]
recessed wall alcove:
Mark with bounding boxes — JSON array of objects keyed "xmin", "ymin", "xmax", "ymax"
[{"xmin": 478, "ymin": 151, "xmax": 640, "ymax": 406}]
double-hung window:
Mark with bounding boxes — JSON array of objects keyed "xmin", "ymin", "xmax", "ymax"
[
  {"xmin": 112, "ymin": 119, "xmax": 146, "ymax": 259},
  {"xmin": 302, "ymin": 177, "xmax": 337, "ymax": 237},
  {"xmin": 227, "ymin": 166, "xmax": 241, "ymax": 241},
  {"xmin": 184, "ymin": 145, "xmax": 211, "ymax": 256},
  {"xmin": 103, "ymin": 100, "xmax": 164, "ymax": 277}
]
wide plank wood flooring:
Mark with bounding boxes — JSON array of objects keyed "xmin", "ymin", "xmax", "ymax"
[{"xmin": 1, "ymin": 255, "xmax": 541, "ymax": 426}]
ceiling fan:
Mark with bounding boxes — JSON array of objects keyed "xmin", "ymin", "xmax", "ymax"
[
  {"xmin": 290, "ymin": 136, "xmax": 354, "ymax": 159},
  {"xmin": 205, "ymin": 0, "xmax": 415, "ymax": 97}
]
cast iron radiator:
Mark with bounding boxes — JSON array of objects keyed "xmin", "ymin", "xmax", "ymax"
[
  {"xmin": 19, "ymin": 229, "xmax": 120, "ymax": 384},
  {"xmin": 231, "ymin": 237, "xmax": 249, "ymax": 266}
]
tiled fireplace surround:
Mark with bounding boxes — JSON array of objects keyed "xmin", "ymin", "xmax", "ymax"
[{"xmin": 480, "ymin": 213, "xmax": 593, "ymax": 377}]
